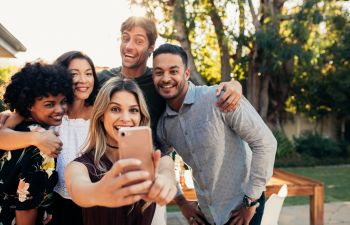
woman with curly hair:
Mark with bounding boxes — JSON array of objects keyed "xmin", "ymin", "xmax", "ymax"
[
  {"xmin": 0, "ymin": 51, "xmax": 99, "ymax": 225},
  {"xmin": 0, "ymin": 62, "xmax": 73, "ymax": 225}
]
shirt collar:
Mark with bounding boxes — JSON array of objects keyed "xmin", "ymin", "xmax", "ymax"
[{"xmin": 165, "ymin": 81, "xmax": 195, "ymax": 116}]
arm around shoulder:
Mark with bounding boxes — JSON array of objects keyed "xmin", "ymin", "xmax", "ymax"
[{"xmin": 0, "ymin": 128, "xmax": 62, "ymax": 157}]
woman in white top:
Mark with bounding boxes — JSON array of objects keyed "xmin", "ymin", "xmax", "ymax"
[
  {"xmin": 0, "ymin": 51, "xmax": 99, "ymax": 225},
  {"xmin": 50, "ymin": 51, "xmax": 99, "ymax": 225}
]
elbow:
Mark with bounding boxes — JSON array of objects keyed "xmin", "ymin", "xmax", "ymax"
[{"xmin": 271, "ymin": 135, "xmax": 278, "ymax": 154}]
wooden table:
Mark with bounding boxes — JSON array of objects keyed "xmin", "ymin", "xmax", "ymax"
[{"xmin": 174, "ymin": 169, "xmax": 324, "ymax": 225}]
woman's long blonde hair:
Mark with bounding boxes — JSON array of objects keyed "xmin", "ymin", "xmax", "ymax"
[{"xmin": 82, "ymin": 77, "xmax": 150, "ymax": 173}]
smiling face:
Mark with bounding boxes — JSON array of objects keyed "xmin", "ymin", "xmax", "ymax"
[
  {"xmin": 153, "ymin": 53, "xmax": 190, "ymax": 107},
  {"xmin": 68, "ymin": 58, "xmax": 95, "ymax": 101},
  {"xmin": 30, "ymin": 94, "xmax": 67, "ymax": 127},
  {"xmin": 102, "ymin": 90, "xmax": 141, "ymax": 146},
  {"xmin": 120, "ymin": 26, "xmax": 154, "ymax": 70}
]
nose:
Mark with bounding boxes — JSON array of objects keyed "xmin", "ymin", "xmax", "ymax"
[
  {"xmin": 119, "ymin": 111, "xmax": 131, "ymax": 122},
  {"xmin": 75, "ymin": 74, "xmax": 87, "ymax": 83},
  {"xmin": 161, "ymin": 72, "xmax": 171, "ymax": 83},
  {"xmin": 125, "ymin": 40, "xmax": 135, "ymax": 50},
  {"xmin": 55, "ymin": 103, "xmax": 66, "ymax": 114}
]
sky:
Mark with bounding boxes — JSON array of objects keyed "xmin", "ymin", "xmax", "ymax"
[{"xmin": 0, "ymin": 0, "xmax": 148, "ymax": 67}]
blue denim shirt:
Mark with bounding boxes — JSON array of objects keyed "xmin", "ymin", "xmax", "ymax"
[{"xmin": 157, "ymin": 82, "xmax": 277, "ymax": 225}]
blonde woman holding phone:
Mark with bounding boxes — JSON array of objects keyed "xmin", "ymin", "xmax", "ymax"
[{"xmin": 65, "ymin": 78, "xmax": 176, "ymax": 225}]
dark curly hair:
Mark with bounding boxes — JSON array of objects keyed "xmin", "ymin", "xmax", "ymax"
[
  {"xmin": 54, "ymin": 51, "xmax": 99, "ymax": 106},
  {"xmin": 3, "ymin": 62, "xmax": 74, "ymax": 118}
]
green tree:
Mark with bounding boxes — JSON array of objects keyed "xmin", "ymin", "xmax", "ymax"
[
  {"xmin": 0, "ymin": 66, "xmax": 17, "ymax": 111},
  {"xmin": 132, "ymin": 0, "xmax": 350, "ymax": 132}
]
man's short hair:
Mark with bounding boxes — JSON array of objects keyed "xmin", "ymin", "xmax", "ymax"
[
  {"xmin": 121, "ymin": 16, "xmax": 158, "ymax": 47},
  {"xmin": 153, "ymin": 43, "xmax": 188, "ymax": 68}
]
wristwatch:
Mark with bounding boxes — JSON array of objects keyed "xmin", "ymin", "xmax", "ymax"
[{"xmin": 242, "ymin": 195, "xmax": 259, "ymax": 208}]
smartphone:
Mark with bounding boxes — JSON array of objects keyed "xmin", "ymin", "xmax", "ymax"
[{"xmin": 118, "ymin": 126, "xmax": 155, "ymax": 183}]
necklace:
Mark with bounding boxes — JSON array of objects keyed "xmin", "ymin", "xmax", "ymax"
[{"xmin": 106, "ymin": 143, "xmax": 119, "ymax": 149}]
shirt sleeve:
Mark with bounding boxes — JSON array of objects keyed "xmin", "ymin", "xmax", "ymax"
[{"xmin": 222, "ymin": 96, "xmax": 277, "ymax": 199}]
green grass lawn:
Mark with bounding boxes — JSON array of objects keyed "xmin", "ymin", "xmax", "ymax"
[
  {"xmin": 283, "ymin": 165, "xmax": 350, "ymax": 205},
  {"xmin": 167, "ymin": 165, "xmax": 350, "ymax": 211}
]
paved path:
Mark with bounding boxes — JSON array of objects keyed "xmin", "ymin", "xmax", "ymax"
[{"xmin": 167, "ymin": 201, "xmax": 350, "ymax": 225}]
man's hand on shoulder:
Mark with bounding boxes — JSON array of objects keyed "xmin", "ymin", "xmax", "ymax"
[{"xmin": 216, "ymin": 80, "xmax": 242, "ymax": 113}]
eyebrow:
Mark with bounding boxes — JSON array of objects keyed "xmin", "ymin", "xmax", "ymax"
[
  {"xmin": 154, "ymin": 65, "xmax": 179, "ymax": 70},
  {"xmin": 109, "ymin": 102, "xmax": 140, "ymax": 108},
  {"xmin": 69, "ymin": 68, "xmax": 92, "ymax": 72},
  {"xmin": 122, "ymin": 32, "xmax": 146, "ymax": 39}
]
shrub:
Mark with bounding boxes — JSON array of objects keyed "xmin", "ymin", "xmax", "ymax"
[
  {"xmin": 0, "ymin": 99, "xmax": 5, "ymax": 112},
  {"xmin": 294, "ymin": 131, "xmax": 342, "ymax": 158},
  {"xmin": 272, "ymin": 129, "xmax": 295, "ymax": 159}
]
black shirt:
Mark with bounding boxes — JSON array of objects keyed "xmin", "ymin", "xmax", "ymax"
[
  {"xmin": 0, "ymin": 121, "xmax": 58, "ymax": 225},
  {"xmin": 74, "ymin": 152, "xmax": 156, "ymax": 225}
]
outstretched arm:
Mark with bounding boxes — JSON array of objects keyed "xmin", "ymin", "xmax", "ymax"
[{"xmin": 65, "ymin": 158, "xmax": 153, "ymax": 208}]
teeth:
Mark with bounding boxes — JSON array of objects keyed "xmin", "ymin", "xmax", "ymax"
[
  {"xmin": 115, "ymin": 125, "xmax": 133, "ymax": 129},
  {"xmin": 76, "ymin": 87, "xmax": 88, "ymax": 91}
]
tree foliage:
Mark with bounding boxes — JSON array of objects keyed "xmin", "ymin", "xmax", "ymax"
[
  {"xmin": 0, "ymin": 66, "xmax": 17, "ymax": 111},
  {"xmin": 131, "ymin": 0, "xmax": 350, "ymax": 131}
]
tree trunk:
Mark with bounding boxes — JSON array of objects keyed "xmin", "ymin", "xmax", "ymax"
[
  {"xmin": 173, "ymin": 0, "xmax": 206, "ymax": 85},
  {"xmin": 259, "ymin": 75, "xmax": 270, "ymax": 121},
  {"xmin": 234, "ymin": 0, "xmax": 245, "ymax": 61},
  {"xmin": 207, "ymin": 0, "xmax": 232, "ymax": 81},
  {"xmin": 246, "ymin": 53, "xmax": 261, "ymax": 111}
]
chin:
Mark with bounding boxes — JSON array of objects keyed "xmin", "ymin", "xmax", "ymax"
[{"xmin": 50, "ymin": 121, "xmax": 62, "ymax": 126}]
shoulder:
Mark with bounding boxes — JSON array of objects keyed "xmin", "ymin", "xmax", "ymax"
[
  {"xmin": 97, "ymin": 67, "xmax": 122, "ymax": 85},
  {"xmin": 156, "ymin": 111, "xmax": 169, "ymax": 141},
  {"xmin": 191, "ymin": 84, "xmax": 219, "ymax": 106},
  {"xmin": 98, "ymin": 67, "xmax": 121, "ymax": 77},
  {"xmin": 74, "ymin": 152, "xmax": 94, "ymax": 166},
  {"xmin": 14, "ymin": 122, "xmax": 48, "ymax": 134}
]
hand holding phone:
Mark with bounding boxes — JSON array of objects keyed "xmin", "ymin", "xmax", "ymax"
[{"xmin": 118, "ymin": 126, "xmax": 155, "ymax": 183}]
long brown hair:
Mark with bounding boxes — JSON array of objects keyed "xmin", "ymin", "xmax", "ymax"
[{"xmin": 82, "ymin": 77, "xmax": 150, "ymax": 173}]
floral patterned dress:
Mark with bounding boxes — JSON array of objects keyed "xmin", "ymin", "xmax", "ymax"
[{"xmin": 0, "ymin": 121, "xmax": 58, "ymax": 225}]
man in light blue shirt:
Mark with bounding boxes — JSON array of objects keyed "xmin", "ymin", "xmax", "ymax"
[{"xmin": 153, "ymin": 44, "xmax": 277, "ymax": 225}]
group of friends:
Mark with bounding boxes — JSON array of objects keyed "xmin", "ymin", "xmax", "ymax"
[{"xmin": 0, "ymin": 16, "xmax": 277, "ymax": 225}]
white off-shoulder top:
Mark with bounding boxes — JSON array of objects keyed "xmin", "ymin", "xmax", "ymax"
[{"xmin": 54, "ymin": 115, "xmax": 90, "ymax": 199}]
